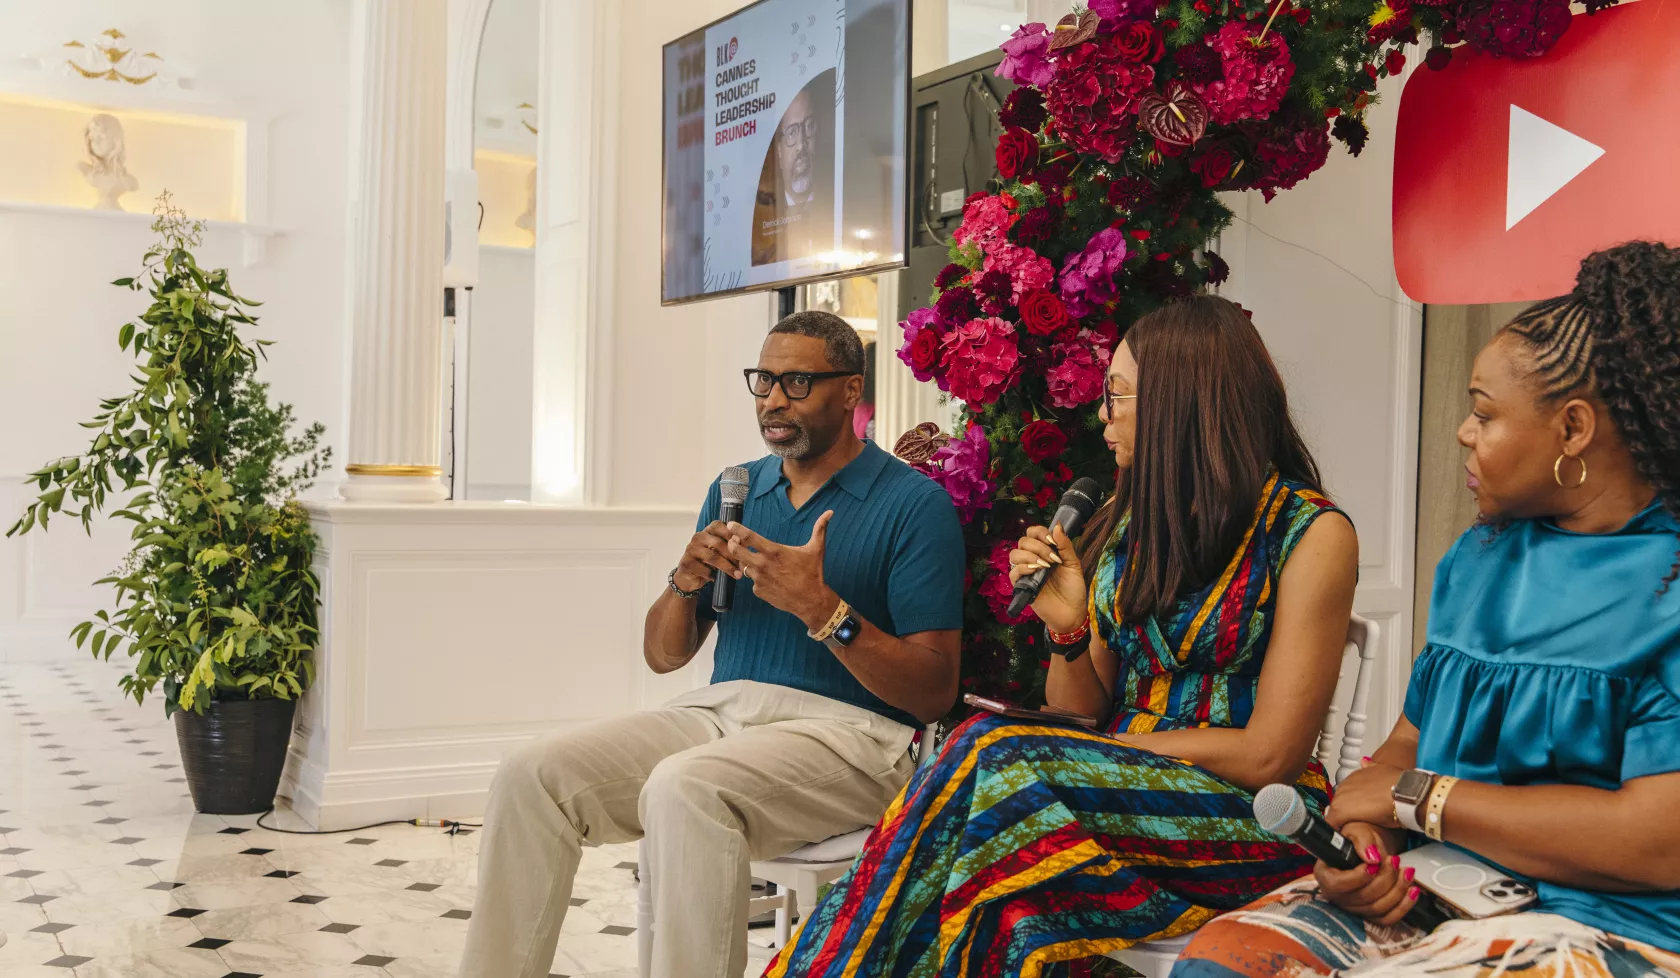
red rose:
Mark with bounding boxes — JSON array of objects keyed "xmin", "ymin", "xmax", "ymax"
[
  {"xmin": 995, "ymin": 127, "xmax": 1039, "ymax": 180},
  {"xmin": 1020, "ymin": 420, "xmax": 1068, "ymax": 464},
  {"xmin": 1019, "ymin": 290, "xmax": 1069, "ymax": 336},
  {"xmin": 1190, "ymin": 142, "xmax": 1240, "ymax": 187},
  {"xmin": 1034, "ymin": 486, "xmax": 1057, "ymax": 509},
  {"xmin": 1014, "ymin": 475, "xmax": 1035, "ymax": 495},
  {"xmin": 907, "ymin": 328, "xmax": 941, "ymax": 371},
  {"xmin": 1384, "ymin": 49, "xmax": 1407, "ymax": 75},
  {"xmin": 1113, "ymin": 22, "xmax": 1164, "ymax": 63}
]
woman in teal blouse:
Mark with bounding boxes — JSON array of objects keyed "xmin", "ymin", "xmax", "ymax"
[{"xmin": 1171, "ymin": 242, "xmax": 1680, "ymax": 977}]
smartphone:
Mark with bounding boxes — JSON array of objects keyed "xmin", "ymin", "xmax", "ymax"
[
  {"xmin": 1398, "ymin": 842, "xmax": 1539, "ymax": 919},
  {"xmin": 963, "ymin": 693, "xmax": 1100, "ymax": 729}
]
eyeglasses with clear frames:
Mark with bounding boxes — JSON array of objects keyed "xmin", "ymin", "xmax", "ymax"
[{"xmin": 1103, "ymin": 383, "xmax": 1137, "ymax": 418}]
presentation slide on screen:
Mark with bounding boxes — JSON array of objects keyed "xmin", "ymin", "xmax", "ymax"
[{"xmin": 663, "ymin": 0, "xmax": 907, "ymax": 304}]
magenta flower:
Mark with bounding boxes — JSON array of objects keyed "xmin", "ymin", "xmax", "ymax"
[
  {"xmin": 1191, "ymin": 21, "xmax": 1296, "ymax": 125},
  {"xmin": 981, "ymin": 539, "xmax": 1037, "ymax": 624},
  {"xmin": 953, "ymin": 195, "xmax": 1014, "ymax": 249},
  {"xmin": 939, "ymin": 316, "xmax": 1021, "ymax": 407},
  {"xmin": 896, "ymin": 306, "xmax": 942, "ymax": 383},
  {"xmin": 982, "ymin": 241, "xmax": 1056, "ymax": 304},
  {"xmin": 1045, "ymin": 340, "xmax": 1113, "ymax": 409},
  {"xmin": 1058, "ymin": 226, "xmax": 1128, "ymax": 317},
  {"xmin": 1090, "ymin": 0, "xmax": 1158, "ymax": 27},
  {"xmin": 930, "ymin": 423, "xmax": 994, "ymax": 523},
  {"xmin": 997, "ymin": 23, "xmax": 1054, "ymax": 89}
]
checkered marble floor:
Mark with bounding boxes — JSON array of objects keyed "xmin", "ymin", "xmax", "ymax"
[{"xmin": 0, "ymin": 656, "xmax": 780, "ymax": 978}]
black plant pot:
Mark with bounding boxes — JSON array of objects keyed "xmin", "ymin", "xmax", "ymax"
[{"xmin": 174, "ymin": 698, "xmax": 297, "ymax": 815}]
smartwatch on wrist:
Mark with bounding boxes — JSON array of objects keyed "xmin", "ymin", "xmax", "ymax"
[
  {"xmin": 809, "ymin": 598, "xmax": 862, "ymax": 652},
  {"xmin": 1392, "ymin": 767, "xmax": 1436, "ymax": 833}
]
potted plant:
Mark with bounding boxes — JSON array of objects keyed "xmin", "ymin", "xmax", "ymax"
[{"xmin": 7, "ymin": 194, "xmax": 331, "ymax": 815}]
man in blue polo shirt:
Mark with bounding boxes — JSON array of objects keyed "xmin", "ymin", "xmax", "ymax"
[{"xmin": 462, "ymin": 312, "xmax": 965, "ymax": 978}]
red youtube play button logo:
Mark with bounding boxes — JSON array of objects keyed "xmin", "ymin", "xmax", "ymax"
[{"xmin": 1393, "ymin": 1, "xmax": 1680, "ymax": 305}]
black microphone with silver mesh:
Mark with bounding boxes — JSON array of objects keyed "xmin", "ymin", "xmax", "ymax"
[
  {"xmin": 1254, "ymin": 783, "xmax": 1362, "ymax": 869},
  {"xmin": 1255, "ymin": 783, "xmax": 1453, "ymax": 928},
  {"xmin": 1007, "ymin": 478, "xmax": 1104, "ymax": 619},
  {"xmin": 712, "ymin": 466, "xmax": 751, "ymax": 613}
]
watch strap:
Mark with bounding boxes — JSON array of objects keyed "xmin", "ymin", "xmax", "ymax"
[{"xmin": 808, "ymin": 598, "xmax": 852, "ymax": 642}]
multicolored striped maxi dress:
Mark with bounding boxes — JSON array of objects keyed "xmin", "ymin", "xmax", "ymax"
[{"xmin": 763, "ymin": 473, "xmax": 1343, "ymax": 978}]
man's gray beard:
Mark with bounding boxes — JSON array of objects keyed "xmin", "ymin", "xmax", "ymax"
[{"xmin": 763, "ymin": 426, "xmax": 812, "ymax": 460}]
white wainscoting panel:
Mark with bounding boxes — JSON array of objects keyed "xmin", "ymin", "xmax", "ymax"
[{"xmin": 282, "ymin": 500, "xmax": 709, "ymax": 829}]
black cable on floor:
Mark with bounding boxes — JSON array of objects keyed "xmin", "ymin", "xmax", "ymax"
[{"xmin": 254, "ymin": 808, "xmax": 482, "ymax": 835}]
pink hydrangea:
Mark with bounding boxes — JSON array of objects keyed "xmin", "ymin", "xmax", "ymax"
[
  {"xmin": 982, "ymin": 241, "xmax": 1056, "ymax": 304},
  {"xmin": 997, "ymin": 23, "xmax": 1054, "ymax": 89},
  {"xmin": 953, "ymin": 195, "xmax": 1014, "ymax": 249},
  {"xmin": 981, "ymin": 539, "xmax": 1037, "ymax": 624},
  {"xmin": 939, "ymin": 316, "xmax": 1021, "ymax": 406},
  {"xmin": 1058, "ymin": 226, "xmax": 1128, "ymax": 317},
  {"xmin": 929, "ymin": 423, "xmax": 994, "ymax": 523},
  {"xmin": 1045, "ymin": 340, "xmax": 1113, "ymax": 409},
  {"xmin": 1191, "ymin": 21, "xmax": 1296, "ymax": 125}
]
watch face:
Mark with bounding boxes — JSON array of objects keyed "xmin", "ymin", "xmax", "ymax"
[
  {"xmin": 1395, "ymin": 769, "xmax": 1433, "ymax": 803},
  {"xmin": 833, "ymin": 615, "xmax": 862, "ymax": 646}
]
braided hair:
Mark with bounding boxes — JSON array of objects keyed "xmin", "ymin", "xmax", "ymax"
[{"xmin": 1502, "ymin": 241, "xmax": 1680, "ymax": 586}]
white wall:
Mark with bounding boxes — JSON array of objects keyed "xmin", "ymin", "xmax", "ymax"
[
  {"xmin": 604, "ymin": 0, "xmax": 779, "ymax": 508},
  {"xmin": 0, "ymin": 2, "xmax": 353, "ymax": 658}
]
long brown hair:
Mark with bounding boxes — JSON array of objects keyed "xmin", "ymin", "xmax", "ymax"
[{"xmin": 1077, "ymin": 295, "xmax": 1325, "ymax": 623}]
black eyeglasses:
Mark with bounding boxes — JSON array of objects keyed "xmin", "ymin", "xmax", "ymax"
[{"xmin": 743, "ymin": 369, "xmax": 858, "ymax": 400}]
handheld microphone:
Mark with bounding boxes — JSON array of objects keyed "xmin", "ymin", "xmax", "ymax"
[
  {"xmin": 712, "ymin": 466, "xmax": 750, "ymax": 613},
  {"xmin": 1007, "ymin": 477, "xmax": 1104, "ymax": 619},
  {"xmin": 1253, "ymin": 783, "xmax": 1361, "ymax": 869},
  {"xmin": 1254, "ymin": 783, "xmax": 1454, "ymax": 929}
]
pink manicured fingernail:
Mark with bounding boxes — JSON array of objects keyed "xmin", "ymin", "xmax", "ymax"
[
  {"xmin": 1390, "ymin": 855, "xmax": 1401, "ymax": 868},
  {"xmin": 1365, "ymin": 846, "xmax": 1379, "ymax": 862},
  {"xmin": 1408, "ymin": 886, "xmax": 1421, "ymax": 901},
  {"xmin": 1366, "ymin": 862, "xmax": 1380, "ymax": 876},
  {"xmin": 1404, "ymin": 867, "xmax": 1415, "ymax": 882},
  {"xmin": 1362, "ymin": 755, "xmax": 1372, "ymax": 762}
]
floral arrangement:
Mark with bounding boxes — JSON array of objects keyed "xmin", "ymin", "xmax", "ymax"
[{"xmin": 897, "ymin": 0, "xmax": 1592, "ymax": 703}]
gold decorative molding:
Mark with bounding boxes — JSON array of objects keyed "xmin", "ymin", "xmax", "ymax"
[
  {"xmin": 344, "ymin": 463, "xmax": 443, "ymax": 478},
  {"xmin": 64, "ymin": 28, "xmax": 163, "ymax": 86}
]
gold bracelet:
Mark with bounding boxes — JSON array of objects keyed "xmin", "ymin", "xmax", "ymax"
[
  {"xmin": 1423, "ymin": 775, "xmax": 1458, "ymax": 841},
  {"xmin": 808, "ymin": 599, "xmax": 851, "ymax": 642}
]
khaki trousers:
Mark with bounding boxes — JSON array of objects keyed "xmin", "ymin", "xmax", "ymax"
[{"xmin": 459, "ymin": 680, "xmax": 917, "ymax": 978}]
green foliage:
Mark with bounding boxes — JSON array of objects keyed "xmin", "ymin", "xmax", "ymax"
[{"xmin": 8, "ymin": 193, "xmax": 331, "ymax": 716}]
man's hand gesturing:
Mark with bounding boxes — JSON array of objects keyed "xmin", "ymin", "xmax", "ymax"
[
  {"xmin": 726, "ymin": 512, "xmax": 837, "ymax": 630},
  {"xmin": 673, "ymin": 521, "xmax": 742, "ymax": 594}
]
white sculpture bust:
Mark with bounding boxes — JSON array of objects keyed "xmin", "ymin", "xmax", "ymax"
[{"xmin": 78, "ymin": 114, "xmax": 139, "ymax": 211}]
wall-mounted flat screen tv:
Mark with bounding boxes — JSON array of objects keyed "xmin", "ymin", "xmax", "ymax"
[{"xmin": 661, "ymin": 0, "xmax": 910, "ymax": 305}]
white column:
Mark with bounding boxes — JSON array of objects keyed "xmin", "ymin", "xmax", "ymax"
[{"xmin": 341, "ymin": 0, "xmax": 450, "ymax": 503}]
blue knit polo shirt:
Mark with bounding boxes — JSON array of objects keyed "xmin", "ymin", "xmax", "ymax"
[{"xmin": 693, "ymin": 440, "xmax": 965, "ymax": 728}]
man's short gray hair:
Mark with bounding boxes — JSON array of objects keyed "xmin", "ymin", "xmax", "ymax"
[{"xmin": 770, "ymin": 310, "xmax": 865, "ymax": 374}]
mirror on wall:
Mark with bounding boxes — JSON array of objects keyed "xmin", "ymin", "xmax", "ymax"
[{"xmin": 464, "ymin": 0, "xmax": 540, "ymax": 500}]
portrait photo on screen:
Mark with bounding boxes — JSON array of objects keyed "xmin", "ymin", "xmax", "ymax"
[{"xmin": 752, "ymin": 69, "xmax": 836, "ymax": 268}]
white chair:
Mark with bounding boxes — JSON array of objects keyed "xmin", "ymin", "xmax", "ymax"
[
  {"xmin": 635, "ymin": 724, "xmax": 939, "ymax": 976},
  {"xmin": 1104, "ymin": 613, "xmax": 1379, "ymax": 978}
]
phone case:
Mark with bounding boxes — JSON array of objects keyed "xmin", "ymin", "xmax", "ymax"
[
  {"xmin": 963, "ymin": 694, "xmax": 1100, "ymax": 728},
  {"xmin": 1398, "ymin": 843, "xmax": 1539, "ymax": 919}
]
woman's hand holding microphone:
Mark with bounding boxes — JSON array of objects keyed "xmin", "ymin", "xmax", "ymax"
[{"xmin": 1008, "ymin": 524, "xmax": 1088, "ymax": 635}]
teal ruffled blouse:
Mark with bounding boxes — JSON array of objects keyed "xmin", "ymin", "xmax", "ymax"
[{"xmin": 1408, "ymin": 502, "xmax": 1680, "ymax": 950}]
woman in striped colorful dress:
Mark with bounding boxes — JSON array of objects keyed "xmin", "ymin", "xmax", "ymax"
[{"xmin": 764, "ymin": 295, "xmax": 1359, "ymax": 977}]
